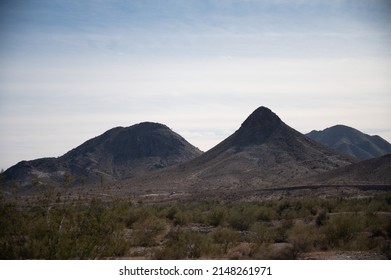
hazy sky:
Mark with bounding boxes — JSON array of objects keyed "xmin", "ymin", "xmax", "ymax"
[{"xmin": 1, "ymin": 0, "xmax": 391, "ymax": 170}]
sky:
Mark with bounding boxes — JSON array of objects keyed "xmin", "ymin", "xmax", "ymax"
[{"xmin": 0, "ymin": 0, "xmax": 391, "ymax": 170}]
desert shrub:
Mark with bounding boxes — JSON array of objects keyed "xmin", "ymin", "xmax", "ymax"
[
  {"xmin": 3, "ymin": 190, "xmax": 391, "ymax": 260},
  {"xmin": 371, "ymin": 195, "xmax": 391, "ymax": 212},
  {"xmin": 163, "ymin": 205, "xmax": 191, "ymax": 226},
  {"xmin": 227, "ymin": 211, "xmax": 247, "ymax": 230},
  {"xmin": 276, "ymin": 200, "xmax": 292, "ymax": 215},
  {"xmin": 0, "ymin": 200, "xmax": 28, "ymax": 259},
  {"xmin": 322, "ymin": 213, "xmax": 364, "ymax": 249},
  {"xmin": 208, "ymin": 207, "xmax": 227, "ymax": 227},
  {"xmin": 47, "ymin": 199, "xmax": 127, "ymax": 259},
  {"xmin": 252, "ymin": 243, "xmax": 296, "ymax": 260},
  {"xmin": 276, "ymin": 199, "xmax": 309, "ymax": 220},
  {"xmin": 287, "ymin": 223, "xmax": 321, "ymax": 259},
  {"xmin": 250, "ymin": 243, "xmax": 271, "ymax": 259},
  {"xmin": 1, "ymin": 196, "xmax": 129, "ymax": 259},
  {"xmin": 276, "ymin": 198, "xmax": 317, "ymax": 220},
  {"xmin": 252, "ymin": 220, "xmax": 322, "ymax": 260},
  {"xmin": 255, "ymin": 206, "xmax": 277, "ymax": 221},
  {"xmin": 331, "ymin": 197, "xmax": 379, "ymax": 213},
  {"xmin": 165, "ymin": 205, "xmax": 179, "ymax": 220},
  {"xmin": 274, "ymin": 219, "xmax": 294, "ymax": 243},
  {"xmin": 299, "ymin": 197, "xmax": 318, "ymax": 216},
  {"xmin": 348, "ymin": 214, "xmax": 391, "ymax": 252},
  {"xmin": 125, "ymin": 204, "xmax": 163, "ymax": 228},
  {"xmin": 315, "ymin": 211, "xmax": 328, "ymax": 227},
  {"xmin": 189, "ymin": 207, "xmax": 208, "ymax": 224},
  {"xmin": 227, "ymin": 242, "xmax": 253, "ymax": 259},
  {"xmin": 173, "ymin": 211, "xmax": 191, "ymax": 226},
  {"xmin": 249, "ymin": 222, "xmax": 276, "ymax": 245},
  {"xmin": 155, "ymin": 228, "xmax": 212, "ymax": 259},
  {"xmin": 124, "ymin": 207, "xmax": 144, "ymax": 228},
  {"xmin": 227, "ymin": 205, "xmax": 259, "ymax": 231},
  {"xmin": 131, "ymin": 216, "xmax": 166, "ymax": 247},
  {"xmin": 211, "ymin": 227, "xmax": 240, "ymax": 253},
  {"xmin": 110, "ymin": 201, "xmax": 133, "ymax": 226}
]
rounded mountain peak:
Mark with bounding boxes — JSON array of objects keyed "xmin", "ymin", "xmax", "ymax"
[
  {"xmin": 133, "ymin": 122, "xmax": 169, "ymax": 130},
  {"xmin": 233, "ymin": 106, "xmax": 283, "ymax": 146}
]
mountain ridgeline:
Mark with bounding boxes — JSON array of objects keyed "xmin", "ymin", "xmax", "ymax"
[
  {"xmin": 3, "ymin": 122, "xmax": 202, "ymax": 189},
  {"xmin": 126, "ymin": 107, "xmax": 358, "ymax": 191},
  {"xmin": 308, "ymin": 154, "xmax": 391, "ymax": 185},
  {"xmin": 306, "ymin": 125, "xmax": 391, "ymax": 160},
  {"xmin": 3, "ymin": 107, "xmax": 391, "ymax": 194}
]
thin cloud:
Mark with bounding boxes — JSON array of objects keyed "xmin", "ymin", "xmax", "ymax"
[{"xmin": 0, "ymin": 0, "xmax": 390, "ymax": 169}]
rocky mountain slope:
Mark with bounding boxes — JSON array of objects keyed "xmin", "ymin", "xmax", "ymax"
[
  {"xmin": 126, "ymin": 107, "xmax": 357, "ymax": 192},
  {"xmin": 306, "ymin": 125, "xmax": 391, "ymax": 159},
  {"xmin": 309, "ymin": 153, "xmax": 391, "ymax": 185},
  {"xmin": 3, "ymin": 122, "xmax": 202, "ymax": 189},
  {"xmin": 6, "ymin": 107, "xmax": 389, "ymax": 197}
]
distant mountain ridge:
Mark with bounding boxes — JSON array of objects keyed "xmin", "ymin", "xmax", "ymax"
[
  {"xmin": 308, "ymin": 154, "xmax": 391, "ymax": 185},
  {"xmin": 3, "ymin": 122, "xmax": 202, "ymax": 189},
  {"xmin": 306, "ymin": 125, "xmax": 391, "ymax": 160},
  {"xmin": 127, "ymin": 107, "xmax": 357, "ymax": 191},
  {"xmin": 4, "ymin": 107, "xmax": 390, "ymax": 196}
]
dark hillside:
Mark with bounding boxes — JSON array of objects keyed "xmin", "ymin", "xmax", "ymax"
[
  {"xmin": 3, "ymin": 122, "xmax": 202, "ymax": 190},
  {"xmin": 307, "ymin": 125, "xmax": 391, "ymax": 159}
]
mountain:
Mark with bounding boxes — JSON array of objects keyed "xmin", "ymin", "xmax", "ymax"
[
  {"xmin": 306, "ymin": 125, "xmax": 391, "ymax": 160},
  {"xmin": 309, "ymin": 154, "xmax": 391, "ymax": 185},
  {"xmin": 127, "ymin": 107, "xmax": 356, "ymax": 191},
  {"xmin": 3, "ymin": 122, "xmax": 202, "ymax": 189}
]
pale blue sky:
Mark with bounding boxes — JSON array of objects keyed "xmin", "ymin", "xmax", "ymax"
[{"xmin": 1, "ymin": 0, "xmax": 391, "ymax": 169}]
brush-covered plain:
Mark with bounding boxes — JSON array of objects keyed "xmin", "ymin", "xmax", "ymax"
[{"xmin": 1, "ymin": 184, "xmax": 390, "ymax": 260}]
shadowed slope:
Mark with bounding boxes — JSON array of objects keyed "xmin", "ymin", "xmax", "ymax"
[
  {"xmin": 307, "ymin": 125, "xmax": 391, "ymax": 159},
  {"xmin": 126, "ymin": 107, "xmax": 356, "ymax": 191},
  {"xmin": 4, "ymin": 122, "xmax": 202, "ymax": 190},
  {"xmin": 308, "ymin": 154, "xmax": 391, "ymax": 185}
]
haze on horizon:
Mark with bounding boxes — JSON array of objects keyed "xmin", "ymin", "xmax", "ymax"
[{"xmin": 1, "ymin": 0, "xmax": 391, "ymax": 170}]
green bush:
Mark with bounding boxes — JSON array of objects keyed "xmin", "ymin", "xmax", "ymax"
[
  {"xmin": 0, "ymin": 200, "xmax": 28, "ymax": 259},
  {"xmin": 322, "ymin": 213, "xmax": 364, "ymax": 248},
  {"xmin": 315, "ymin": 211, "xmax": 328, "ymax": 227},
  {"xmin": 0, "ymin": 196, "xmax": 129, "ymax": 259},
  {"xmin": 2, "ymin": 190, "xmax": 391, "ymax": 260},
  {"xmin": 208, "ymin": 207, "xmax": 227, "ymax": 227},
  {"xmin": 274, "ymin": 219, "xmax": 293, "ymax": 243},
  {"xmin": 165, "ymin": 205, "xmax": 179, "ymax": 220},
  {"xmin": 131, "ymin": 217, "xmax": 166, "ymax": 247},
  {"xmin": 228, "ymin": 205, "xmax": 259, "ymax": 231},
  {"xmin": 249, "ymin": 222, "xmax": 276, "ymax": 245},
  {"xmin": 211, "ymin": 227, "xmax": 240, "ymax": 253},
  {"xmin": 255, "ymin": 206, "xmax": 277, "ymax": 221},
  {"xmin": 287, "ymin": 223, "xmax": 321, "ymax": 258},
  {"xmin": 155, "ymin": 228, "xmax": 212, "ymax": 259}
]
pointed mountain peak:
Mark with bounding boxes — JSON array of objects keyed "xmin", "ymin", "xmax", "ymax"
[
  {"xmin": 233, "ymin": 106, "xmax": 283, "ymax": 146},
  {"xmin": 240, "ymin": 106, "xmax": 281, "ymax": 129}
]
